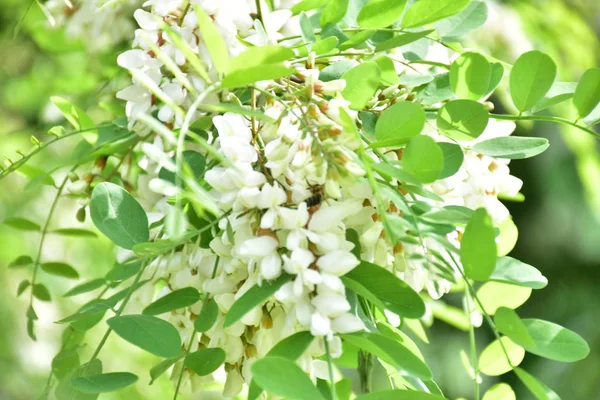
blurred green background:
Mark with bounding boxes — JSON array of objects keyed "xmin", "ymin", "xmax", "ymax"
[{"xmin": 0, "ymin": 0, "xmax": 599, "ymax": 399}]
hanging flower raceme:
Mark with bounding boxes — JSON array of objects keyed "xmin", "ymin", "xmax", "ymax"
[{"xmin": 5, "ymin": 0, "xmax": 595, "ymax": 399}]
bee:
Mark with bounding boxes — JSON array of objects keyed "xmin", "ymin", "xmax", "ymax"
[{"xmin": 305, "ymin": 184, "xmax": 325, "ymax": 208}]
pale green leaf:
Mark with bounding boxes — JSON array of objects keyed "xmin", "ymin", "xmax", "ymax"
[
  {"xmin": 450, "ymin": 52, "xmax": 491, "ymax": 100},
  {"xmin": 3, "ymin": 217, "xmax": 41, "ymax": 231},
  {"xmin": 194, "ymin": 5, "xmax": 229, "ymax": 74},
  {"xmin": 479, "ymin": 337, "xmax": 524, "ymax": 376},
  {"xmin": 510, "ymin": 51, "xmax": 557, "ymax": 112},
  {"xmin": 461, "ymin": 208, "xmax": 497, "ymax": 281},
  {"xmin": 477, "ymin": 282, "xmax": 532, "ymax": 314},
  {"xmin": 482, "ymin": 383, "xmax": 516, "ymax": 400},
  {"xmin": 321, "ymin": 0, "xmax": 349, "ymax": 27},
  {"xmin": 437, "ymin": 100, "xmax": 490, "ymax": 141},
  {"xmin": 573, "ymin": 68, "xmax": 600, "ymax": 118},
  {"xmin": 374, "ymin": 30, "xmax": 433, "ymax": 52},
  {"xmin": 357, "ymin": 0, "xmax": 407, "ymax": 29},
  {"xmin": 341, "ymin": 61, "xmax": 381, "ymax": 110},
  {"xmin": 41, "ymin": 262, "xmax": 79, "ymax": 279},
  {"xmin": 438, "ymin": 142, "xmax": 464, "ymax": 179},
  {"xmin": 373, "ymin": 101, "xmax": 426, "ymax": 148},
  {"xmin": 403, "ymin": 135, "xmax": 444, "ymax": 184},
  {"xmin": 490, "ymin": 257, "xmax": 548, "ymax": 289},
  {"xmin": 494, "ymin": 307, "xmax": 535, "ymax": 348},
  {"xmin": 472, "ymin": 136, "xmax": 549, "ymax": 159},
  {"xmin": 518, "ymin": 319, "xmax": 590, "ymax": 362},
  {"xmin": 402, "ymin": 0, "xmax": 471, "ymax": 28},
  {"xmin": 356, "ymin": 391, "xmax": 445, "ymax": 400},
  {"xmin": 435, "ymin": 0, "xmax": 488, "ymax": 38},
  {"xmin": 64, "ymin": 279, "xmax": 106, "ymax": 297}
]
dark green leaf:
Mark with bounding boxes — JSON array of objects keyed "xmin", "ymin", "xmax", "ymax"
[
  {"xmin": 33, "ymin": 283, "xmax": 51, "ymax": 301},
  {"xmin": 64, "ymin": 279, "xmax": 106, "ymax": 297},
  {"xmin": 372, "ymin": 101, "xmax": 425, "ymax": 148},
  {"xmin": 490, "ymin": 257, "xmax": 548, "ymax": 289},
  {"xmin": 515, "ymin": 368, "xmax": 561, "ymax": 400},
  {"xmin": 42, "ymin": 262, "xmax": 79, "ymax": 279},
  {"xmin": 55, "ymin": 360, "xmax": 102, "ymax": 400},
  {"xmin": 143, "ymin": 287, "xmax": 201, "ymax": 315},
  {"xmin": 343, "ymin": 261, "xmax": 425, "ymax": 318},
  {"xmin": 437, "ymin": 99, "xmax": 489, "ymax": 141},
  {"xmin": 158, "ymin": 151, "xmax": 206, "ymax": 184},
  {"xmin": 435, "ymin": 0, "xmax": 488, "ymax": 38},
  {"xmin": 510, "ymin": 51, "xmax": 557, "ymax": 112},
  {"xmin": 341, "ymin": 332, "xmax": 432, "ymax": 380},
  {"xmin": 8, "ymin": 255, "xmax": 33, "ymax": 268},
  {"xmin": 52, "ymin": 228, "xmax": 98, "ymax": 238},
  {"xmin": 72, "ymin": 372, "xmax": 138, "ymax": 393},
  {"xmin": 402, "ymin": 0, "xmax": 470, "ymax": 28},
  {"xmin": 450, "ymin": 52, "xmax": 491, "ymax": 100},
  {"xmin": 374, "ymin": 30, "xmax": 433, "ymax": 52},
  {"xmin": 461, "ymin": 208, "xmax": 497, "ymax": 281},
  {"xmin": 90, "ymin": 182, "xmax": 149, "ymax": 249},
  {"xmin": 251, "ymin": 357, "xmax": 325, "ymax": 400},
  {"xmin": 107, "ymin": 315, "xmax": 181, "ymax": 358},
  {"xmin": 184, "ymin": 348, "xmax": 226, "ymax": 376},
  {"xmin": 194, "ymin": 298, "xmax": 219, "ymax": 332},
  {"xmin": 3, "ymin": 217, "xmax": 40, "ymax": 231},
  {"xmin": 472, "ymin": 136, "xmax": 549, "ymax": 159},
  {"xmin": 403, "ymin": 135, "xmax": 444, "ymax": 184},
  {"xmin": 357, "ymin": 0, "xmax": 407, "ymax": 29},
  {"xmin": 341, "ymin": 61, "xmax": 381, "ymax": 110},
  {"xmin": 224, "ymin": 274, "xmax": 293, "ymax": 327},
  {"xmin": 438, "ymin": 142, "xmax": 464, "ymax": 179},
  {"xmin": 573, "ymin": 68, "xmax": 600, "ymax": 118}
]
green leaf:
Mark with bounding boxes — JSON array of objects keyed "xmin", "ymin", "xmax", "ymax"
[
  {"xmin": 50, "ymin": 96, "xmax": 97, "ymax": 143},
  {"xmin": 300, "ymin": 12, "xmax": 316, "ymax": 44},
  {"xmin": 343, "ymin": 261, "xmax": 425, "ymax": 318},
  {"xmin": 438, "ymin": 142, "xmax": 464, "ymax": 179},
  {"xmin": 341, "ymin": 29, "xmax": 375, "ymax": 51},
  {"xmin": 17, "ymin": 279, "xmax": 30, "ymax": 296},
  {"xmin": 3, "ymin": 217, "xmax": 41, "ymax": 231},
  {"xmin": 149, "ymin": 354, "xmax": 184, "ymax": 384},
  {"xmin": 437, "ymin": 100, "xmax": 490, "ymax": 141},
  {"xmin": 64, "ymin": 279, "xmax": 106, "ymax": 297},
  {"xmin": 477, "ymin": 282, "xmax": 531, "ymax": 315},
  {"xmin": 105, "ymin": 261, "xmax": 142, "ymax": 282},
  {"xmin": 158, "ymin": 151, "xmax": 206, "ymax": 184},
  {"xmin": 52, "ymin": 348, "xmax": 80, "ymax": 380},
  {"xmin": 402, "ymin": 135, "xmax": 444, "ymax": 184},
  {"xmin": 510, "ymin": 51, "xmax": 557, "ymax": 112},
  {"xmin": 515, "ymin": 368, "xmax": 561, "ymax": 400},
  {"xmin": 372, "ymin": 102, "xmax": 425, "ymax": 148},
  {"xmin": 248, "ymin": 331, "xmax": 315, "ymax": 400},
  {"xmin": 375, "ymin": 56, "xmax": 400, "ymax": 86},
  {"xmin": 8, "ymin": 255, "xmax": 33, "ymax": 268},
  {"xmin": 143, "ymin": 287, "xmax": 201, "ymax": 316},
  {"xmin": 55, "ymin": 360, "xmax": 102, "ymax": 400},
  {"xmin": 321, "ymin": 0, "xmax": 349, "ymax": 27},
  {"xmin": 222, "ymin": 64, "xmax": 295, "ymax": 89},
  {"xmin": 251, "ymin": 357, "xmax": 325, "ymax": 400},
  {"xmin": 531, "ymin": 82, "xmax": 577, "ymax": 113},
  {"xmin": 33, "ymin": 283, "xmax": 52, "ymax": 301},
  {"xmin": 482, "ymin": 383, "xmax": 516, "ymax": 400},
  {"xmin": 90, "ymin": 182, "xmax": 149, "ymax": 250},
  {"xmin": 402, "ymin": 0, "xmax": 470, "ymax": 28},
  {"xmin": 72, "ymin": 372, "xmax": 138, "ymax": 393},
  {"xmin": 450, "ymin": 52, "xmax": 491, "ymax": 100},
  {"xmin": 194, "ymin": 5, "xmax": 229, "ymax": 74},
  {"xmin": 41, "ymin": 262, "xmax": 79, "ymax": 279},
  {"xmin": 165, "ymin": 207, "xmax": 187, "ymax": 240},
  {"xmin": 341, "ymin": 331, "xmax": 432, "ymax": 380},
  {"xmin": 107, "ymin": 315, "xmax": 181, "ymax": 358},
  {"xmin": 320, "ymin": 59, "xmax": 357, "ymax": 82},
  {"xmin": 435, "ymin": 0, "xmax": 488, "ymax": 38},
  {"xmin": 18, "ymin": 164, "xmax": 55, "ymax": 187},
  {"xmin": 573, "ymin": 68, "xmax": 600, "ymax": 118},
  {"xmin": 341, "ymin": 61, "xmax": 381, "ymax": 110},
  {"xmin": 374, "ymin": 30, "xmax": 434, "ymax": 52},
  {"xmin": 494, "ymin": 307, "xmax": 535, "ymax": 348},
  {"xmin": 224, "ymin": 274, "xmax": 293, "ymax": 327},
  {"xmin": 472, "ymin": 136, "xmax": 549, "ymax": 159},
  {"xmin": 52, "ymin": 228, "xmax": 98, "ymax": 238},
  {"xmin": 479, "ymin": 336, "xmax": 524, "ymax": 376},
  {"xmin": 484, "ymin": 62, "xmax": 504, "ymax": 97},
  {"xmin": 490, "ymin": 257, "xmax": 548, "ymax": 289},
  {"xmin": 357, "ymin": 0, "xmax": 407, "ymax": 29},
  {"xmin": 184, "ymin": 348, "xmax": 226, "ymax": 376},
  {"xmin": 461, "ymin": 208, "xmax": 497, "ymax": 281},
  {"xmin": 372, "ymin": 163, "xmax": 420, "ymax": 185},
  {"xmin": 514, "ymin": 319, "xmax": 590, "ymax": 362},
  {"xmin": 355, "ymin": 391, "xmax": 445, "ymax": 400},
  {"xmin": 194, "ymin": 298, "xmax": 219, "ymax": 332}
]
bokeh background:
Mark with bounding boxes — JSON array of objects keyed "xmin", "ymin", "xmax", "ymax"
[{"xmin": 0, "ymin": 0, "xmax": 598, "ymax": 399}]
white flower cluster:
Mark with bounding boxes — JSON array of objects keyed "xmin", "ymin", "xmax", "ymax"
[
  {"xmin": 46, "ymin": 0, "xmax": 142, "ymax": 51},
  {"xmin": 112, "ymin": 0, "xmax": 525, "ymax": 396}
]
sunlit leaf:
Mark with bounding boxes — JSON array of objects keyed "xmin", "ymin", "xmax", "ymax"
[
  {"xmin": 482, "ymin": 383, "xmax": 516, "ymax": 400},
  {"xmin": 438, "ymin": 142, "xmax": 464, "ymax": 179},
  {"xmin": 251, "ymin": 357, "xmax": 326, "ymax": 400},
  {"xmin": 479, "ymin": 336, "xmax": 524, "ymax": 376},
  {"xmin": 437, "ymin": 100, "xmax": 490, "ymax": 141},
  {"xmin": 357, "ymin": 0, "xmax": 407, "ymax": 29},
  {"xmin": 477, "ymin": 282, "xmax": 532, "ymax": 314},
  {"xmin": 402, "ymin": 135, "xmax": 444, "ymax": 184},
  {"xmin": 402, "ymin": 0, "xmax": 470, "ymax": 28},
  {"xmin": 64, "ymin": 279, "xmax": 106, "ymax": 297},
  {"xmin": 450, "ymin": 52, "xmax": 491, "ymax": 100},
  {"xmin": 321, "ymin": 0, "xmax": 349, "ymax": 27},
  {"xmin": 510, "ymin": 51, "xmax": 557, "ymax": 112},
  {"xmin": 516, "ymin": 319, "xmax": 590, "ymax": 362},
  {"xmin": 374, "ymin": 30, "xmax": 433, "ymax": 52},
  {"xmin": 472, "ymin": 137, "xmax": 549, "ymax": 159},
  {"xmin": 194, "ymin": 5, "xmax": 229, "ymax": 74},
  {"xmin": 494, "ymin": 307, "xmax": 535, "ymax": 348},
  {"xmin": 143, "ymin": 287, "xmax": 201, "ymax": 316},
  {"xmin": 372, "ymin": 101, "xmax": 425, "ymax": 148},
  {"xmin": 490, "ymin": 257, "xmax": 548, "ymax": 289},
  {"xmin": 52, "ymin": 228, "xmax": 98, "ymax": 238},
  {"xmin": 436, "ymin": 0, "xmax": 488, "ymax": 39},
  {"xmin": 355, "ymin": 391, "xmax": 445, "ymax": 400},
  {"xmin": 461, "ymin": 208, "xmax": 497, "ymax": 280},
  {"xmin": 341, "ymin": 61, "xmax": 381, "ymax": 110}
]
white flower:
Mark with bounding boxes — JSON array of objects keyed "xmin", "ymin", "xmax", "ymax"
[
  {"xmin": 331, "ymin": 314, "xmax": 365, "ymax": 333},
  {"xmin": 311, "ymin": 293, "xmax": 350, "ymax": 318},
  {"xmin": 316, "ymin": 251, "xmax": 359, "ymax": 276},
  {"xmin": 239, "ymin": 236, "xmax": 279, "ymax": 258},
  {"xmin": 310, "ymin": 312, "xmax": 331, "ymax": 336}
]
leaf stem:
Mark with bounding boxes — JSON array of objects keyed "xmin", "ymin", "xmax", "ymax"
[
  {"xmin": 324, "ymin": 339, "xmax": 338, "ymax": 400},
  {"xmin": 464, "ymin": 282, "xmax": 480, "ymax": 400},
  {"xmin": 173, "ymin": 330, "xmax": 196, "ymax": 400}
]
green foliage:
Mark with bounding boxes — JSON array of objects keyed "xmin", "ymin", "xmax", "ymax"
[
  {"xmin": 194, "ymin": 5, "xmax": 229, "ymax": 75},
  {"xmin": 437, "ymin": 100, "xmax": 490, "ymax": 141},
  {"xmin": 515, "ymin": 368, "xmax": 561, "ymax": 400},
  {"xmin": 510, "ymin": 51, "xmax": 557, "ymax": 112},
  {"xmin": 402, "ymin": 135, "xmax": 444, "ymax": 184},
  {"xmin": 357, "ymin": 0, "xmax": 407, "ymax": 29},
  {"xmin": 479, "ymin": 336, "xmax": 524, "ymax": 376},
  {"xmin": 489, "ymin": 257, "xmax": 548, "ymax": 289},
  {"xmin": 473, "ymin": 137, "xmax": 550, "ymax": 159},
  {"xmin": 321, "ymin": 0, "xmax": 349, "ymax": 27},
  {"xmin": 435, "ymin": 0, "xmax": 488, "ymax": 39},
  {"xmin": 90, "ymin": 183, "xmax": 150, "ymax": 250},
  {"xmin": 194, "ymin": 299, "xmax": 219, "ymax": 332},
  {"xmin": 402, "ymin": 0, "xmax": 470, "ymax": 28},
  {"xmin": 355, "ymin": 391, "xmax": 444, "ymax": 400},
  {"xmin": 482, "ymin": 383, "xmax": 516, "ymax": 400},
  {"xmin": 341, "ymin": 61, "xmax": 381, "ymax": 110},
  {"xmin": 461, "ymin": 208, "xmax": 497, "ymax": 281},
  {"xmin": 372, "ymin": 101, "xmax": 426, "ymax": 148},
  {"xmin": 251, "ymin": 357, "xmax": 326, "ymax": 400},
  {"xmin": 438, "ymin": 142, "xmax": 464, "ymax": 179},
  {"xmin": 142, "ymin": 287, "xmax": 201, "ymax": 316},
  {"xmin": 450, "ymin": 52, "xmax": 491, "ymax": 100},
  {"xmin": 573, "ymin": 68, "xmax": 600, "ymax": 118},
  {"xmin": 374, "ymin": 30, "xmax": 433, "ymax": 52},
  {"xmin": 184, "ymin": 348, "xmax": 226, "ymax": 376},
  {"xmin": 71, "ymin": 372, "xmax": 138, "ymax": 393},
  {"xmin": 41, "ymin": 262, "xmax": 79, "ymax": 279},
  {"xmin": 107, "ymin": 315, "xmax": 181, "ymax": 358}
]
